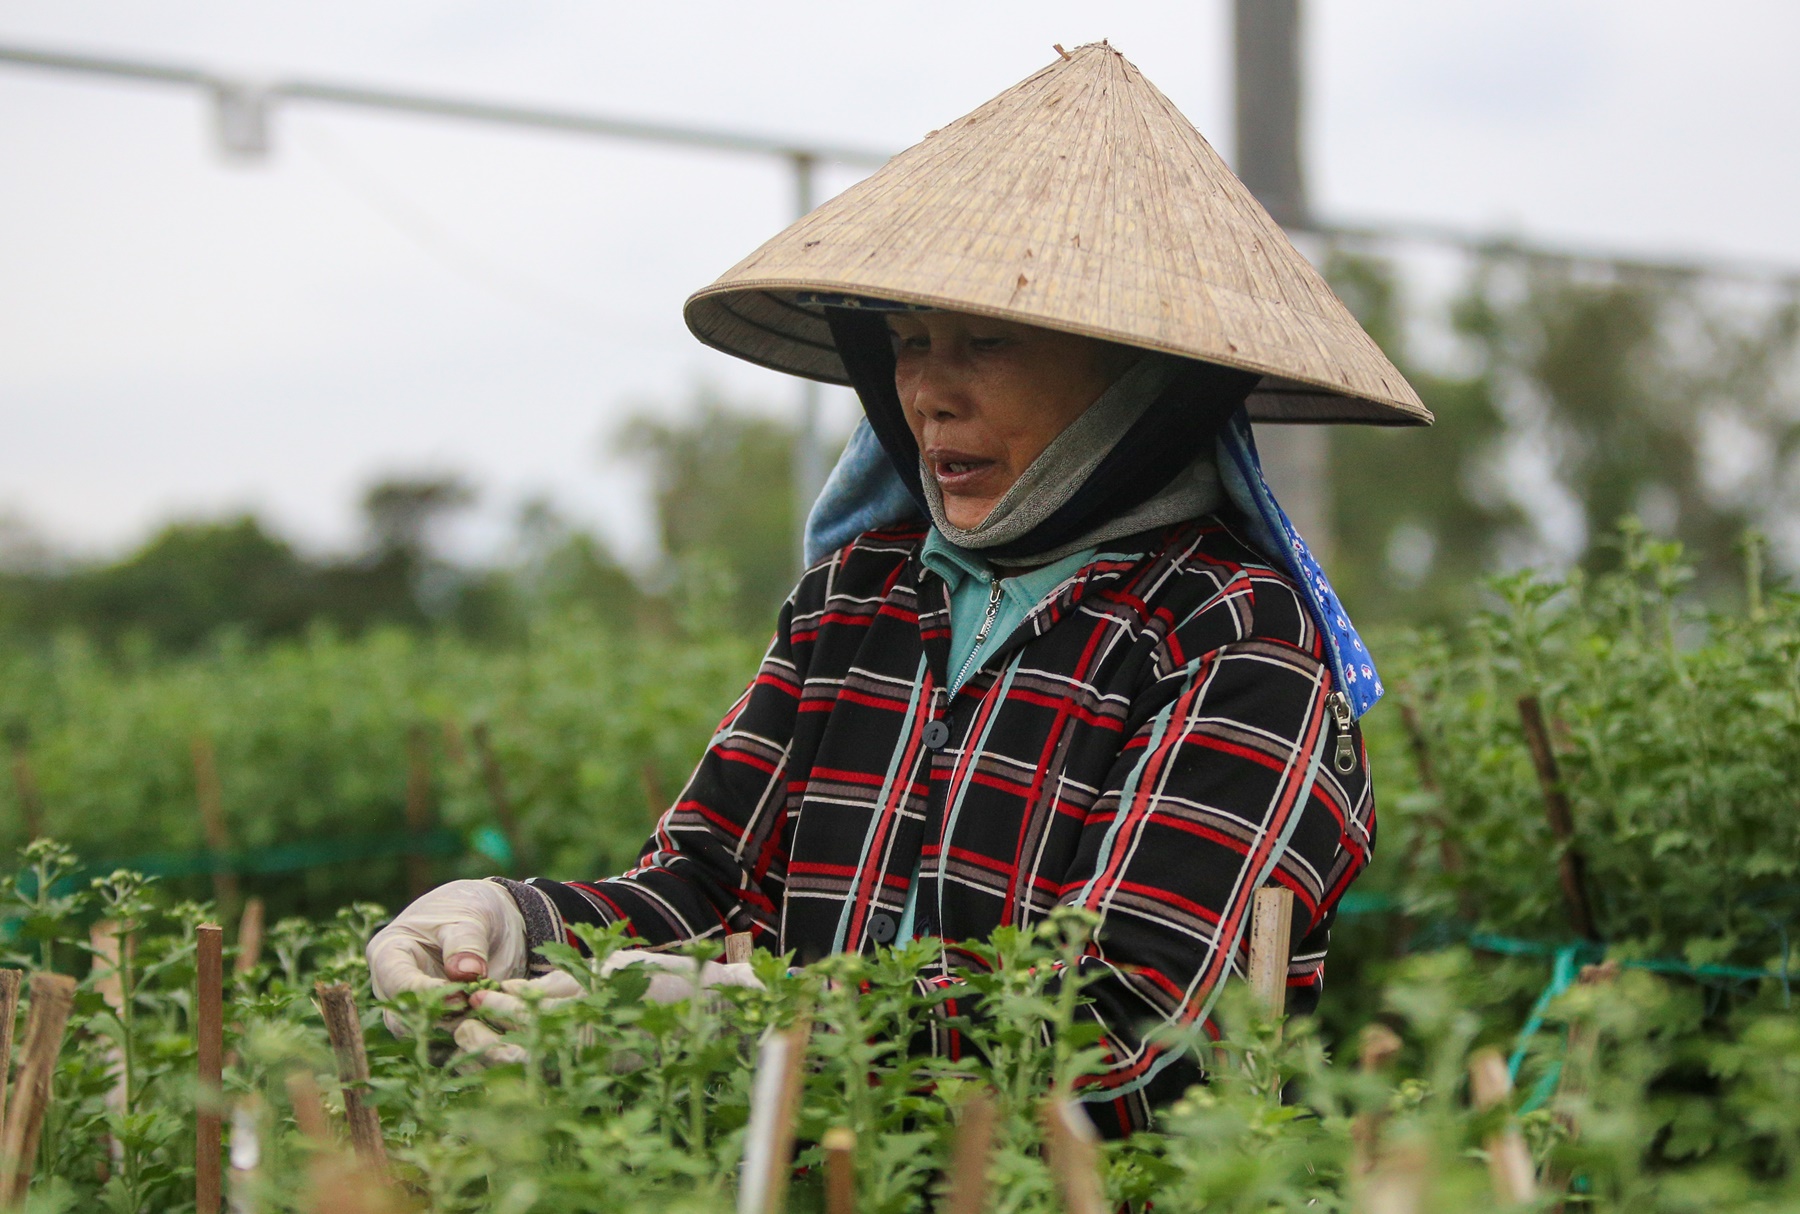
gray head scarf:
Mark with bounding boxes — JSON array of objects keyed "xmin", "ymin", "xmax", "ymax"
[{"xmin": 920, "ymin": 354, "xmax": 1225, "ymax": 566}]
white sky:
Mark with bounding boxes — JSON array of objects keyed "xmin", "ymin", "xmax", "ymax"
[{"xmin": 1, "ymin": 1, "xmax": 1796, "ymax": 567}]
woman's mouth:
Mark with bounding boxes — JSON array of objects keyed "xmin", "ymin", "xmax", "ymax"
[{"xmin": 929, "ymin": 453, "xmax": 998, "ymax": 490}]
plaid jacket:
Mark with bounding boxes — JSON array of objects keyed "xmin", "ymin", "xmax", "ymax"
[{"xmin": 499, "ymin": 515, "xmax": 1375, "ymax": 1135}]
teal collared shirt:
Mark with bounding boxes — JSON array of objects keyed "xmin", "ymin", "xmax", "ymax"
[
  {"xmin": 896, "ymin": 528, "xmax": 1100, "ymax": 944},
  {"xmin": 919, "ymin": 528, "xmax": 1099, "ymax": 697}
]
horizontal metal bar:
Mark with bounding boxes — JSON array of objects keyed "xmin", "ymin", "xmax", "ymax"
[
  {"xmin": 3, "ymin": 40, "xmax": 1796, "ymax": 288},
  {"xmin": 0, "ymin": 41, "xmax": 891, "ymax": 168},
  {"xmin": 272, "ymin": 78, "xmax": 889, "ymax": 166},
  {"xmin": 1312, "ymin": 217, "xmax": 1800, "ymax": 291}
]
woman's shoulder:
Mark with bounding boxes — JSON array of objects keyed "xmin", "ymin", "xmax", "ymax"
[
  {"xmin": 1131, "ymin": 515, "xmax": 1320, "ymax": 657},
  {"xmin": 792, "ymin": 522, "xmax": 931, "ymax": 600}
]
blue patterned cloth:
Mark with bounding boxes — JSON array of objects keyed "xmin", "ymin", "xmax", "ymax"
[{"xmin": 803, "ymin": 409, "xmax": 1383, "ymax": 719}]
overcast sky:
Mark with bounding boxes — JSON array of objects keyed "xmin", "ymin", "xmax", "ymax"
[{"xmin": 2, "ymin": 1, "xmax": 1796, "ymax": 567}]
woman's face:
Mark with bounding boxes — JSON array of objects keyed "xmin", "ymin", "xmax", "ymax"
[{"xmin": 888, "ymin": 311, "xmax": 1133, "ymax": 529}]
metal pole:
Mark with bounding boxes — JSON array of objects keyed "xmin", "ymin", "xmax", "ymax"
[
  {"xmin": 1234, "ymin": 0, "xmax": 1333, "ymax": 561},
  {"xmin": 0, "ymin": 43, "xmax": 890, "ymax": 169},
  {"xmin": 791, "ymin": 153, "xmax": 826, "ymax": 570}
]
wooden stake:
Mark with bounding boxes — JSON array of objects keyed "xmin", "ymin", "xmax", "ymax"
[
  {"xmin": 942, "ymin": 1088, "xmax": 997, "ymax": 1214},
  {"xmin": 1396, "ymin": 699, "xmax": 1473, "ymax": 920},
  {"xmin": 822, "ymin": 1127, "xmax": 855, "ymax": 1214},
  {"xmin": 470, "ymin": 723, "xmax": 524, "ymax": 874},
  {"xmin": 283, "ymin": 1071, "xmax": 331, "ymax": 1145},
  {"xmin": 1356, "ymin": 1134, "xmax": 1431, "ymax": 1214},
  {"xmin": 737, "ymin": 1020, "xmax": 810, "ymax": 1214},
  {"xmin": 285, "ymin": 1071, "xmax": 405, "ymax": 1213},
  {"xmin": 1468, "ymin": 1048, "xmax": 1536, "ymax": 1205},
  {"xmin": 197, "ymin": 924, "xmax": 225, "ymax": 1213},
  {"xmin": 0, "ymin": 970, "xmax": 20, "ymax": 1134},
  {"xmin": 1247, "ymin": 884, "xmax": 1295, "ymax": 1020},
  {"xmin": 4, "ymin": 726, "xmax": 43, "ymax": 840},
  {"xmin": 1350, "ymin": 1022, "xmax": 1404, "ymax": 1178},
  {"xmin": 90, "ymin": 922, "xmax": 129, "ymax": 1173},
  {"xmin": 1516, "ymin": 696, "xmax": 1598, "ymax": 940},
  {"xmin": 1039, "ymin": 1094, "xmax": 1105, "ymax": 1214},
  {"xmin": 313, "ymin": 983, "xmax": 387, "ymax": 1172},
  {"xmin": 0, "ymin": 972, "xmax": 78, "ymax": 1205},
  {"xmin": 724, "ymin": 932, "xmax": 754, "ymax": 966},
  {"xmin": 234, "ymin": 897, "xmax": 266, "ymax": 977},
  {"xmin": 1543, "ymin": 961, "xmax": 1620, "ymax": 1202},
  {"xmin": 403, "ymin": 725, "xmax": 434, "ymax": 899},
  {"xmin": 192, "ymin": 735, "xmax": 242, "ymax": 917},
  {"xmin": 640, "ymin": 763, "xmax": 669, "ymax": 821}
]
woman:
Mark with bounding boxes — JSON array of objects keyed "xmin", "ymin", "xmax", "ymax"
[{"xmin": 368, "ymin": 43, "xmax": 1428, "ymax": 1135}]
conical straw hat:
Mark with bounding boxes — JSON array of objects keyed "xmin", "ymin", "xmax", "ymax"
[{"xmin": 685, "ymin": 42, "xmax": 1428, "ymax": 426}]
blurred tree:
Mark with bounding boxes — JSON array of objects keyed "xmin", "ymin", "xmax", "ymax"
[
  {"xmin": 1457, "ymin": 262, "xmax": 1800, "ymax": 584},
  {"xmin": 618, "ymin": 391, "xmax": 807, "ymax": 635},
  {"xmin": 0, "ymin": 516, "xmax": 312, "ymax": 650},
  {"xmin": 363, "ymin": 475, "xmax": 476, "ymax": 560},
  {"xmin": 1324, "ymin": 252, "xmax": 1522, "ymax": 622},
  {"xmin": 511, "ymin": 497, "xmax": 645, "ymax": 628},
  {"xmin": 1324, "ymin": 250, "xmax": 1800, "ymax": 620}
]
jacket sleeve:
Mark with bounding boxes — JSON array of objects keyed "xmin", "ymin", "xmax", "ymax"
[
  {"xmin": 915, "ymin": 627, "xmax": 1374, "ymax": 1137},
  {"xmin": 493, "ymin": 591, "xmax": 812, "ymax": 969}
]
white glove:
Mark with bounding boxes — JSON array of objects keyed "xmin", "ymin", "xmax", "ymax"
[
  {"xmin": 366, "ymin": 879, "xmax": 528, "ymax": 1007},
  {"xmin": 454, "ymin": 951, "xmax": 764, "ymax": 1066},
  {"xmin": 470, "ymin": 950, "xmax": 763, "ymax": 1020}
]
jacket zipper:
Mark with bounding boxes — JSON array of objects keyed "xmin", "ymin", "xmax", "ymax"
[
  {"xmin": 1327, "ymin": 691, "xmax": 1357, "ymax": 774},
  {"xmin": 952, "ymin": 578, "xmax": 1005, "ymax": 692}
]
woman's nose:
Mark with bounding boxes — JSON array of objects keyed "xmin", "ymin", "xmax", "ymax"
[{"xmin": 911, "ymin": 354, "xmax": 971, "ymax": 418}]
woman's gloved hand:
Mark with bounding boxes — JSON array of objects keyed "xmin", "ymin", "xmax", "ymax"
[
  {"xmin": 453, "ymin": 950, "xmax": 764, "ymax": 1066},
  {"xmin": 366, "ymin": 879, "xmax": 529, "ymax": 1014}
]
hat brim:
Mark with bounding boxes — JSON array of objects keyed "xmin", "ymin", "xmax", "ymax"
[{"xmin": 685, "ymin": 284, "xmax": 1432, "ymax": 426}]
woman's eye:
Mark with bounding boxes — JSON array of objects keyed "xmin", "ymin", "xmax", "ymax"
[
  {"xmin": 969, "ymin": 336, "xmax": 1008, "ymax": 352},
  {"xmin": 895, "ymin": 334, "xmax": 930, "ymax": 351}
]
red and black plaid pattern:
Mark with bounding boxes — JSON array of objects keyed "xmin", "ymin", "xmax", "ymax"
[{"xmin": 501, "ymin": 516, "xmax": 1374, "ymax": 1134}]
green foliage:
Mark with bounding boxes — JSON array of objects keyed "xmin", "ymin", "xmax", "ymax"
[
  {"xmin": 2, "ymin": 858, "xmax": 1795, "ymax": 1212},
  {"xmin": 1368, "ymin": 523, "xmax": 1800, "ymax": 967},
  {"xmin": 0, "ymin": 611, "xmax": 762, "ymax": 921}
]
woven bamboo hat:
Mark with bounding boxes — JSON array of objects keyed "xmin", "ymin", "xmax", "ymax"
[{"xmin": 685, "ymin": 42, "xmax": 1427, "ymax": 426}]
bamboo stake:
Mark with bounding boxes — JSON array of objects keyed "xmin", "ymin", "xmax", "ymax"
[
  {"xmin": 314, "ymin": 983, "xmax": 387, "ymax": 1172},
  {"xmin": 1515, "ymin": 696, "xmax": 1598, "ymax": 940},
  {"xmin": 1039, "ymin": 1094, "xmax": 1105, "ymax": 1214},
  {"xmin": 470, "ymin": 723, "xmax": 524, "ymax": 875},
  {"xmin": 822, "ymin": 1127, "xmax": 855, "ymax": 1214},
  {"xmin": 197, "ymin": 923, "xmax": 225, "ymax": 1213},
  {"xmin": 1468, "ymin": 1048, "xmax": 1536, "ymax": 1205},
  {"xmin": 724, "ymin": 932, "xmax": 754, "ymax": 966},
  {"xmin": 641, "ymin": 763, "xmax": 669, "ymax": 820},
  {"xmin": 286, "ymin": 1071, "xmax": 404, "ymax": 1214},
  {"xmin": 439, "ymin": 717, "xmax": 468, "ymax": 769},
  {"xmin": 234, "ymin": 897, "xmax": 266, "ymax": 977},
  {"xmin": 4, "ymin": 726, "xmax": 43, "ymax": 841},
  {"xmin": 1247, "ymin": 884, "xmax": 1295, "ymax": 1021},
  {"xmin": 191, "ymin": 735, "xmax": 242, "ymax": 918},
  {"xmin": 1396, "ymin": 699, "xmax": 1474, "ymax": 920},
  {"xmin": 1356, "ymin": 1134, "xmax": 1432, "ymax": 1214},
  {"xmin": 90, "ymin": 921, "xmax": 129, "ymax": 1173},
  {"xmin": 0, "ymin": 972, "xmax": 78, "ymax": 1205},
  {"xmin": 0, "ymin": 969, "xmax": 20, "ymax": 1134},
  {"xmin": 1350, "ymin": 1022, "xmax": 1404, "ymax": 1178},
  {"xmin": 942, "ymin": 1088, "xmax": 997, "ymax": 1214},
  {"xmin": 283, "ymin": 1071, "xmax": 331, "ymax": 1145},
  {"xmin": 737, "ymin": 1020, "xmax": 810, "ymax": 1214},
  {"xmin": 1543, "ymin": 961, "xmax": 1619, "ymax": 1202}
]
